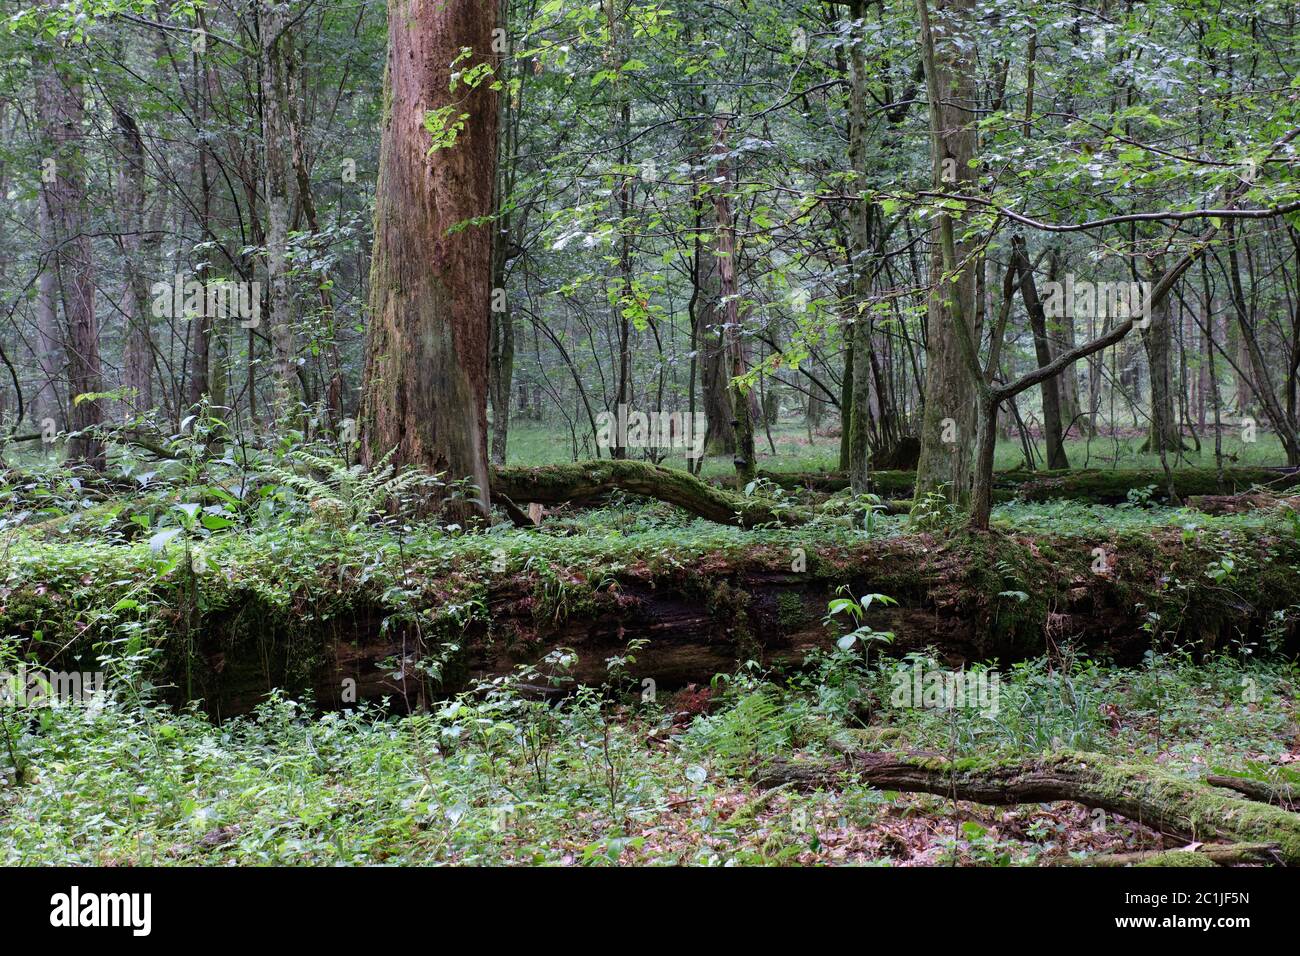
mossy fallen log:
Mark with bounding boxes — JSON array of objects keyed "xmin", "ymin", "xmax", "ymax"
[
  {"xmin": 999, "ymin": 467, "xmax": 1295, "ymax": 504},
  {"xmin": 1061, "ymin": 842, "xmax": 1281, "ymax": 867},
  {"xmin": 1184, "ymin": 493, "xmax": 1300, "ymax": 515},
  {"xmin": 756, "ymin": 750, "xmax": 1300, "ymax": 865},
  {"xmin": 8, "ymin": 519, "xmax": 1299, "ymax": 716},
  {"xmin": 494, "ymin": 462, "xmax": 1296, "ymax": 526},
  {"xmin": 492, "ymin": 460, "xmax": 813, "ymax": 527}
]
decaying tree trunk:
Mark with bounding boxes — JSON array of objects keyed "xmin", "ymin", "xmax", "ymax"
[
  {"xmin": 1059, "ymin": 843, "xmax": 1281, "ymax": 867},
  {"xmin": 1205, "ymin": 774, "xmax": 1299, "ymax": 808},
  {"xmin": 758, "ymin": 750, "xmax": 1300, "ymax": 865},
  {"xmin": 496, "ymin": 461, "xmax": 1295, "ymax": 523},
  {"xmin": 359, "ymin": 0, "xmax": 499, "ymax": 515}
]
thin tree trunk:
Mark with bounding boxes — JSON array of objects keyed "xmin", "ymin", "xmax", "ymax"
[
  {"xmin": 1226, "ymin": 219, "xmax": 1300, "ymax": 464},
  {"xmin": 260, "ymin": 0, "xmax": 299, "ymax": 421},
  {"xmin": 113, "ymin": 106, "xmax": 157, "ymax": 415},
  {"xmin": 36, "ymin": 19, "xmax": 104, "ymax": 468},
  {"xmin": 712, "ymin": 117, "xmax": 756, "ymax": 481},
  {"xmin": 1011, "ymin": 235, "xmax": 1068, "ymax": 469},
  {"xmin": 1141, "ymin": 257, "xmax": 1183, "ymax": 455}
]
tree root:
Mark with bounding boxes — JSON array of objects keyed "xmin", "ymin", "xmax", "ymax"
[{"xmin": 755, "ymin": 750, "xmax": 1300, "ymax": 865}]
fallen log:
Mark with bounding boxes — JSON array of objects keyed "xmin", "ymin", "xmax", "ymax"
[
  {"xmin": 1184, "ymin": 493, "xmax": 1300, "ymax": 516},
  {"xmin": 1205, "ymin": 774, "xmax": 1299, "ymax": 808},
  {"xmin": 1060, "ymin": 842, "xmax": 1281, "ymax": 867},
  {"xmin": 491, "ymin": 460, "xmax": 813, "ymax": 528},
  {"xmin": 755, "ymin": 750, "xmax": 1300, "ymax": 865},
  {"xmin": 11, "ymin": 521, "xmax": 1300, "ymax": 716},
  {"xmin": 494, "ymin": 462, "xmax": 1298, "ymax": 527}
]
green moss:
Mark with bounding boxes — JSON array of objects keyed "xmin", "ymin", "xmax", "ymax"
[
  {"xmin": 776, "ymin": 591, "xmax": 809, "ymax": 629},
  {"xmin": 1133, "ymin": 851, "xmax": 1218, "ymax": 867}
]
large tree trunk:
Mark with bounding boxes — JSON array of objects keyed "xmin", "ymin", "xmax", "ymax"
[
  {"xmin": 36, "ymin": 20, "xmax": 104, "ymax": 469},
  {"xmin": 359, "ymin": 0, "xmax": 498, "ymax": 515},
  {"xmin": 913, "ymin": 0, "xmax": 979, "ymax": 504}
]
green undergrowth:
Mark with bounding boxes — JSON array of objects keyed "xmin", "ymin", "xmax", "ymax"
[
  {"xmin": 0, "ymin": 642, "xmax": 1293, "ymax": 865},
  {"xmin": 2, "ymin": 492, "xmax": 1299, "ymax": 704}
]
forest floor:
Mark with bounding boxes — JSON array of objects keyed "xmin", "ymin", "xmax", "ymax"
[
  {"xmin": 1, "ymin": 432, "xmax": 1299, "ymax": 865},
  {"xmin": 0, "ymin": 649, "xmax": 1295, "ymax": 865}
]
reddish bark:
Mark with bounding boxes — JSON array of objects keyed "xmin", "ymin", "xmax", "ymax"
[{"xmin": 360, "ymin": 0, "xmax": 499, "ymax": 514}]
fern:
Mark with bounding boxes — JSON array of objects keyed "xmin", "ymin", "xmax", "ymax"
[{"xmin": 264, "ymin": 447, "xmax": 440, "ymax": 527}]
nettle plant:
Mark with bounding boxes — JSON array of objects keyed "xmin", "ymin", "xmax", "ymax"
[{"xmin": 825, "ymin": 588, "xmax": 897, "ymax": 669}]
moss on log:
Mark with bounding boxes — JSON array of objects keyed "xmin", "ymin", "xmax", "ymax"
[
  {"xmin": 7, "ymin": 518, "xmax": 1300, "ymax": 716},
  {"xmin": 998, "ymin": 466, "xmax": 1294, "ymax": 504},
  {"xmin": 1062, "ymin": 843, "xmax": 1280, "ymax": 867},
  {"xmin": 494, "ymin": 462, "xmax": 1297, "ymax": 526},
  {"xmin": 491, "ymin": 460, "xmax": 813, "ymax": 527},
  {"xmin": 1205, "ymin": 774, "xmax": 1299, "ymax": 808},
  {"xmin": 758, "ymin": 750, "xmax": 1300, "ymax": 864}
]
